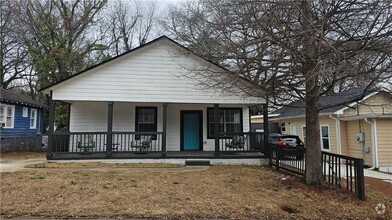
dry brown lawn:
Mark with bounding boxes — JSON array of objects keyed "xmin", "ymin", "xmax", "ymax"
[
  {"xmin": 25, "ymin": 162, "xmax": 182, "ymax": 169},
  {"xmin": 0, "ymin": 152, "xmax": 46, "ymax": 160},
  {"xmin": 1, "ymin": 165, "xmax": 391, "ymax": 219}
]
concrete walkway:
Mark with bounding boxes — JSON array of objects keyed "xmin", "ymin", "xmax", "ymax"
[
  {"xmin": 364, "ymin": 168, "xmax": 392, "ymax": 183},
  {"xmin": 0, "ymin": 159, "xmax": 46, "ymax": 173}
]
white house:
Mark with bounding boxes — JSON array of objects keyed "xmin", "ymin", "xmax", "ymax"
[{"xmin": 40, "ymin": 36, "xmax": 268, "ymax": 160}]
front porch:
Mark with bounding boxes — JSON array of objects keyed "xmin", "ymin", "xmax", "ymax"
[{"xmin": 47, "ymin": 100, "xmax": 270, "ymax": 160}]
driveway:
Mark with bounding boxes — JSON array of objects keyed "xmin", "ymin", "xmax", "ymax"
[{"xmin": 0, "ymin": 159, "xmax": 46, "ymax": 173}]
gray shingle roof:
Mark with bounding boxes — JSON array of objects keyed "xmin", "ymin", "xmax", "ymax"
[
  {"xmin": 271, "ymin": 88, "xmax": 370, "ymax": 119},
  {"xmin": 1, "ymin": 88, "xmax": 46, "ymax": 108}
]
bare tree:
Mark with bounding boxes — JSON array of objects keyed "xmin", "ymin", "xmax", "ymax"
[
  {"xmin": 0, "ymin": 0, "xmax": 32, "ymax": 90},
  {"xmin": 164, "ymin": 0, "xmax": 392, "ymax": 184},
  {"xmin": 15, "ymin": 0, "xmax": 107, "ymax": 130},
  {"xmin": 103, "ymin": 0, "xmax": 158, "ymax": 56}
]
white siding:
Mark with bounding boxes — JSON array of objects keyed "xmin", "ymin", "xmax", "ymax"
[
  {"xmin": 70, "ymin": 101, "xmax": 251, "ymax": 151},
  {"xmin": 51, "ymin": 39, "xmax": 262, "ymax": 104}
]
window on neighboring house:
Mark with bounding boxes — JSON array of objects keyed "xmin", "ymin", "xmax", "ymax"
[
  {"xmin": 0, "ymin": 105, "xmax": 15, "ymax": 128},
  {"xmin": 302, "ymin": 126, "xmax": 306, "ymax": 143},
  {"xmin": 30, "ymin": 108, "xmax": 37, "ymax": 129},
  {"xmin": 23, "ymin": 107, "xmax": 28, "ymax": 117},
  {"xmin": 135, "ymin": 107, "xmax": 157, "ymax": 132},
  {"xmin": 290, "ymin": 124, "xmax": 297, "ymax": 135},
  {"xmin": 321, "ymin": 125, "xmax": 330, "ymax": 150},
  {"xmin": 207, "ymin": 108, "xmax": 242, "ymax": 138},
  {"xmin": 281, "ymin": 122, "xmax": 286, "ymax": 133}
]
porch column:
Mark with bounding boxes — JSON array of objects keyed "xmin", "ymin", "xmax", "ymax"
[
  {"xmin": 214, "ymin": 104, "xmax": 219, "ymax": 155},
  {"xmin": 47, "ymin": 91, "xmax": 56, "ymax": 159},
  {"xmin": 106, "ymin": 101, "xmax": 114, "ymax": 157},
  {"xmin": 162, "ymin": 103, "xmax": 168, "ymax": 157},
  {"xmin": 263, "ymin": 102, "xmax": 271, "ymax": 165}
]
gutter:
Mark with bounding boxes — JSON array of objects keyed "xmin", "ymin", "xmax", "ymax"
[
  {"xmin": 364, "ymin": 118, "xmax": 378, "ymax": 169},
  {"xmin": 329, "ymin": 115, "xmax": 342, "ymax": 154}
]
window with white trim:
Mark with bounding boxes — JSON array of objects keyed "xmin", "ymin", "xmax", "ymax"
[
  {"xmin": 302, "ymin": 125, "xmax": 306, "ymax": 143},
  {"xmin": 30, "ymin": 108, "xmax": 37, "ymax": 129},
  {"xmin": 290, "ymin": 124, "xmax": 297, "ymax": 135},
  {"xmin": 207, "ymin": 108, "xmax": 242, "ymax": 138},
  {"xmin": 23, "ymin": 107, "xmax": 28, "ymax": 117},
  {"xmin": 0, "ymin": 105, "xmax": 15, "ymax": 128},
  {"xmin": 320, "ymin": 125, "xmax": 330, "ymax": 150},
  {"xmin": 281, "ymin": 122, "xmax": 286, "ymax": 132}
]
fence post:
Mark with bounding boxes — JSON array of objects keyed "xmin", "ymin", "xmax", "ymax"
[
  {"xmin": 355, "ymin": 159, "xmax": 366, "ymax": 201},
  {"xmin": 275, "ymin": 147, "xmax": 280, "ymax": 170}
]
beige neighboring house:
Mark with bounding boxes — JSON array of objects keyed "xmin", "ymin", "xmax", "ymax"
[{"xmin": 252, "ymin": 89, "xmax": 392, "ymax": 173}]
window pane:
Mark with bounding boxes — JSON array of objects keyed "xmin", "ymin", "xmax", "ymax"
[
  {"xmin": 322, "ymin": 139, "xmax": 330, "ymax": 150},
  {"xmin": 208, "ymin": 109, "xmax": 241, "ymax": 137},
  {"xmin": 226, "ymin": 124, "xmax": 234, "ymax": 133},
  {"xmin": 23, "ymin": 107, "xmax": 28, "ymax": 117},
  {"xmin": 7, "ymin": 107, "xmax": 12, "ymax": 115},
  {"xmin": 234, "ymin": 112, "xmax": 240, "ymax": 123},
  {"xmin": 136, "ymin": 108, "xmax": 156, "ymax": 132},
  {"xmin": 6, "ymin": 117, "xmax": 12, "ymax": 127},
  {"xmin": 0, "ymin": 107, "xmax": 4, "ymax": 122},
  {"xmin": 321, "ymin": 126, "xmax": 329, "ymax": 137}
]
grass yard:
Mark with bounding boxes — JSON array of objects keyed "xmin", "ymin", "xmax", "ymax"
[
  {"xmin": 25, "ymin": 162, "xmax": 183, "ymax": 169},
  {"xmin": 0, "ymin": 152, "xmax": 46, "ymax": 160},
  {"xmin": 1, "ymin": 165, "xmax": 391, "ymax": 219}
]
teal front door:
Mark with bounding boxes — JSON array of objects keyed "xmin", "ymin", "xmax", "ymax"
[{"xmin": 182, "ymin": 111, "xmax": 202, "ymax": 151}]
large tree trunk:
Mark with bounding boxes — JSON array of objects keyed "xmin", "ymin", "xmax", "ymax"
[
  {"xmin": 301, "ymin": 0, "xmax": 324, "ymax": 185},
  {"xmin": 305, "ymin": 85, "xmax": 323, "ymax": 184}
]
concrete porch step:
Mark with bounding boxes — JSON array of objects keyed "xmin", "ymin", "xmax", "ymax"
[{"xmin": 185, "ymin": 160, "xmax": 211, "ymax": 166}]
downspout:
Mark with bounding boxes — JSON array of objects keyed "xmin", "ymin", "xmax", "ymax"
[
  {"xmin": 374, "ymin": 118, "xmax": 379, "ymax": 168},
  {"xmin": 329, "ymin": 115, "xmax": 342, "ymax": 155},
  {"xmin": 364, "ymin": 118, "xmax": 377, "ymax": 169}
]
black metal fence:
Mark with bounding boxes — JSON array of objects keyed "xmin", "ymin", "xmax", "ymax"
[
  {"xmin": 322, "ymin": 151, "xmax": 365, "ymax": 201},
  {"xmin": 270, "ymin": 147, "xmax": 366, "ymax": 201},
  {"xmin": 271, "ymin": 147, "xmax": 305, "ymax": 176},
  {"xmin": 219, "ymin": 132, "xmax": 267, "ymax": 153}
]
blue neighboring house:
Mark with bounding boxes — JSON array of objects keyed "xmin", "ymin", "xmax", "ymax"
[{"xmin": 0, "ymin": 88, "xmax": 46, "ymax": 151}]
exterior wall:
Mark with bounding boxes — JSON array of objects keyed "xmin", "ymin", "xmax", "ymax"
[
  {"xmin": 343, "ymin": 120, "xmax": 373, "ymax": 166},
  {"xmin": 343, "ymin": 92, "xmax": 392, "ymax": 116},
  {"xmin": 270, "ymin": 116, "xmax": 338, "ymax": 153},
  {"xmin": 0, "ymin": 102, "xmax": 44, "ymax": 151},
  {"xmin": 376, "ymin": 118, "xmax": 392, "ymax": 169},
  {"xmin": 51, "ymin": 40, "xmax": 261, "ymax": 104},
  {"xmin": 251, "ymin": 117, "xmax": 263, "ymax": 123},
  {"xmin": 70, "ymin": 101, "xmax": 250, "ymax": 151},
  {"xmin": 0, "ymin": 102, "xmax": 43, "ymax": 137},
  {"xmin": 340, "ymin": 121, "xmax": 348, "ymax": 155}
]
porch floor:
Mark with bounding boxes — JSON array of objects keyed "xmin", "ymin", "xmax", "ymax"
[{"xmin": 48, "ymin": 151, "xmax": 267, "ymax": 160}]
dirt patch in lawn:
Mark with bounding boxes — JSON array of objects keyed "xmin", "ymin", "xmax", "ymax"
[
  {"xmin": 0, "ymin": 152, "xmax": 46, "ymax": 160},
  {"xmin": 25, "ymin": 162, "xmax": 183, "ymax": 169},
  {"xmin": 1, "ymin": 166, "xmax": 391, "ymax": 219}
]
